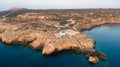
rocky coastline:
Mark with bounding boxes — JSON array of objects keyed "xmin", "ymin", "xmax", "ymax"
[{"xmin": 1, "ymin": 9, "xmax": 120, "ymax": 63}]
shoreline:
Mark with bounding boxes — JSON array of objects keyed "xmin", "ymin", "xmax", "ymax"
[
  {"xmin": 0, "ymin": 19, "xmax": 107, "ymax": 64},
  {"xmin": 81, "ymin": 23, "xmax": 120, "ymax": 32},
  {"xmin": 1, "ymin": 9, "xmax": 120, "ymax": 63}
]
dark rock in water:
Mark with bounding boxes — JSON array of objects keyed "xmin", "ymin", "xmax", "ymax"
[
  {"xmin": 97, "ymin": 52, "xmax": 106, "ymax": 61},
  {"xmin": 85, "ymin": 49, "xmax": 106, "ymax": 63}
]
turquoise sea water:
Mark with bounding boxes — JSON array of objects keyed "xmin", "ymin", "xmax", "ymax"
[{"xmin": 0, "ymin": 24, "xmax": 120, "ymax": 67}]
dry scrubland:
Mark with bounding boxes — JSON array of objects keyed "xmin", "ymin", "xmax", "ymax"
[{"xmin": 1, "ymin": 9, "xmax": 120, "ymax": 63}]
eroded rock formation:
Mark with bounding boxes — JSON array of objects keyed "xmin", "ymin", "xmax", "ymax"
[
  {"xmin": 1, "ymin": 9, "xmax": 120, "ymax": 63},
  {"xmin": 0, "ymin": 20, "xmax": 105, "ymax": 64}
]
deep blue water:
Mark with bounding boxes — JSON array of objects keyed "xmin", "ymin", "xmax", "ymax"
[
  {"xmin": 83, "ymin": 24, "xmax": 120, "ymax": 67},
  {"xmin": 0, "ymin": 24, "xmax": 120, "ymax": 67}
]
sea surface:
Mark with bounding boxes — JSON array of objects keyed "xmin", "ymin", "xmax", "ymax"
[{"xmin": 0, "ymin": 24, "xmax": 120, "ymax": 67}]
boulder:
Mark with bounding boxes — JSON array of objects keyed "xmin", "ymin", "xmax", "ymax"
[{"xmin": 89, "ymin": 56, "xmax": 99, "ymax": 64}]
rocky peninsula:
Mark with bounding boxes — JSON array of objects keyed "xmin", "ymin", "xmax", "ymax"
[{"xmin": 1, "ymin": 9, "xmax": 120, "ymax": 63}]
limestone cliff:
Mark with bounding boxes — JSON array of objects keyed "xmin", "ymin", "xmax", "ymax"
[
  {"xmin": 0, "ymin": 19, "xmax": 106, "ymax": 64},
  {"xmin": 2, "ymin": 9, "xmax": 120, "ymax": 63}
]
